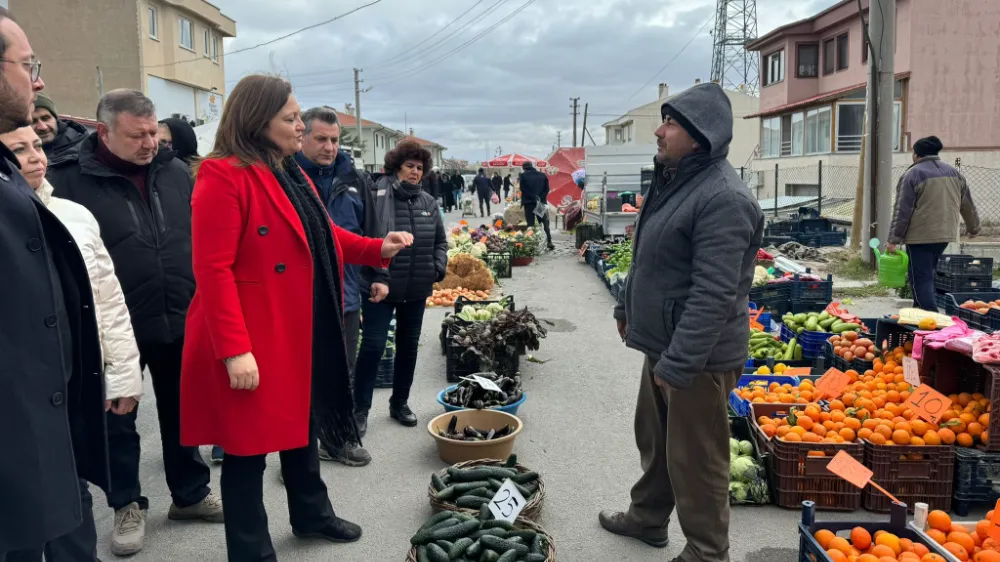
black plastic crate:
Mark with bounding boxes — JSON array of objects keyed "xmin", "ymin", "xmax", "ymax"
[
  {"xmin": 750, "ymin": 282, "xmax": 793, "ymax": 316},
  {"xmin": 798, "ymin": 218, "xmax": 833, "ymax": 233},
  {"xmin": 790, "ymin": 300, "xmax": 829, "ymax": 314},
  {"xmin": 934, "ymin": 273, "xmax": 993, "ymax": 294},
  {"xmin": 938, "ymin": 291, "xmax": 1000, "ymax": 315},
  {"xmin": 763, "ymin": 235, "xmax": 795, "ymax": 247},
  {"xmin": 765, "ymin": 220, "xmax": 799, "ymax": 235},
  {"xmin": 874, "ymin": 318, "xmax": 916, "ymax": 354},
  {"xmin": 951, "ymin": 447, "xmax": 1000, "ymax": 516},
  {"xmin": 958, "ymin": 306, "xmax": 994, "ymax": 332},
  {"xmin": 574, "ymin": 223, "xmax": 604, "ymax": 249},
  {"xmin": 792, "ymin": 274, "xmax": 833, "ymax": 304},
  {"xmin": 937, "ymin": 254, "xmax": 994, "ymax": 277},
  {"xmin": 452, "ymin": 294, "xmax": 514, "ymax": 315},
  {"xmin": 483, "ymin": 251, "xmax": 512, "ymax": 279},
  {"xmin": 794, "ymin": 231, "xmax": 847, "ymax": 248}
]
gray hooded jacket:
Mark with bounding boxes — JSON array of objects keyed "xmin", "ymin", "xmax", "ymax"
[{"xmin": 614, "ymin": 83, "xmax": 764, "ymax": 388}]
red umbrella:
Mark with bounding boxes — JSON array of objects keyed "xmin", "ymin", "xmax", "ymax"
[
  {"xmin": 481, "ymin": 153, "xmax": 548, "ymax": 168},
  {"xmin": 541, "ymin": 147, "xmax": 585, "ymax": 206}
]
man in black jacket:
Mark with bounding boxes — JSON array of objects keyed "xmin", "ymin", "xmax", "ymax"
[
  {"xmin": 473, "ymin": 168, "xmax": 493, "ymax": 217},
  {"xmin": 48, "ymin": 89, "xmax": 222, "ymax": 557},
  {"xmin": 0, "ymin": 9, "xmax": 109, "ymax": 562},
  {"xmin": 31, "ymin": 93, "xmax": 88, "ymax": 169},
  {"xmin": 518, "ymin": 161, "xmax": 555, "ymax": 250}
]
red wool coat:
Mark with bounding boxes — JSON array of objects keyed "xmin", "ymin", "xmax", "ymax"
[{"xmin": 180, "ymin": 157, "xmax": 387, "ymax": 456}]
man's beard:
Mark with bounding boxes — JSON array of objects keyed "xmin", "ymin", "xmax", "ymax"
[
  {"xmin": 654, "ymin": 150, "xmax": 680, "ymax": 170},
  {"xmin": 0, "ymin": 79, "xmax": 32, "ymax": 134}
]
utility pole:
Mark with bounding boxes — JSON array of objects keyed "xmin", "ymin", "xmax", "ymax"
[
  {"xmin": 557, "ymin": 131, "xmax": 561, "ymax": 147},
  {"xmin": 581, "ymin": 103, "xmax": 589, "ymax": 146},
  {"xmin": 353, "ymin": 68, "xmax": 364, "ymax": 147},
  {"xmin": 860, "ymin": 0, "xmax": 896, "ymax": 263},
  {"xmin": 570, "ymin": 97, "xmax": 580, "ymax": 147}
]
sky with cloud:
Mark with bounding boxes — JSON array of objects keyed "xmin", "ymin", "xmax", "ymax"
[{"xmin": 216, "ymin": 0, "xmax": 841, "ymax": 162}]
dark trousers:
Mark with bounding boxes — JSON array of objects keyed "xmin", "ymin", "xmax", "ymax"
[
  {"xmin": 104, "ymin": 338, "xmax": 210, "ymax": 511},
  {"xmin": 1, "ymin": 480, "xmax": 99, "ymax": 562},
  {"xmin": 220, "ymin": 427, "xmax": 336, "ymax": 562},
  {"xmin": 478, "ymin": 196, "xmax": 491, "ymax": 216},
  {"xmin": 627, "ymin": 358, "xmax": 738, "ymax": 562},
  {"xmin": 523, "ymin": 202, "xmax": 553, "ymax": 245},
  {"xmin": 354, "ymin": 299, "xmax": 426, "ymax": 412},
  {"xmin": 907, "ymin": 242, "xmax": 949, "ymax": 312},
  {"xmin": 343, "ymin": 309, "xmax": 361, "ymax": 374}
]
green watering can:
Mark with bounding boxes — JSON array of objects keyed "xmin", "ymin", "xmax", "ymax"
[{"xmin": 869, "ymin": 238, "xmax": 909, "ymax": 288}]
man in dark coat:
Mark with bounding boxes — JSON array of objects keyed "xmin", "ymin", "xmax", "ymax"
[
  {"xmin": 473, "ymin": 168, "xmax": 493, "ymax": 217},
  {"xmin": 503, "ymin": 173, "xmax": 511, "ymax": 200},
  {"xmin": 31, "ymin": 92, "xmax": 89, "ymax": 168},
  {"xmin": 0, "ymin": 9, "xmax": 109, "ymax": 561},
  {"xmin": 48, "ymin": 89, "xmax": 222, "ymax": 557},
  {"xmin": 491, "ymin": 172, "xmax": 502, "ymax": 199},
  {"xmin": 517, "ymin": 161, "xmax": 555, "ymax": 250}
]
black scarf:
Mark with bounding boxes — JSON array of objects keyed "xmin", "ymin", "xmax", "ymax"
[{"xmin": 270, "ymin": 158, "xmax": 361, "ymax": 451}]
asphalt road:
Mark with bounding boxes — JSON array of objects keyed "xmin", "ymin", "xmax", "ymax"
[{"xmin": 90, "ymin": 211, "xmax": 911, "ymax": 561}]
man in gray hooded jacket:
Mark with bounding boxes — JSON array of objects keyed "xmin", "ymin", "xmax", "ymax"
[{"xmin": 600, "ymin": 82, "xmax": 764, "ymax": 562}]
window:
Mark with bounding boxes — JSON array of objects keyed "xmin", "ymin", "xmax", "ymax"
[
  {"xmin": 823, "ymin": 38, "xmax": 836, "ymax": 75},
  {"xmin": 836, "ymin": 102, "xmax": 865, "ymax": 152},
  {"xmin": 761, "ymin": 117, "xmax": 781, "ymax": 158},
  {"xmin": 893, "ymin": 102, "xmax": 902, "ymax": 151},
  {"xmin": 615, "ymin": 129, "xmax": 622, "ymax": 141},
  {"xmin": 763, "ymin": 50, "xmax": 784, "ymax": 86},
  {"xmin": 796, "ymin": 43, "xmax": 819, "ymax": 78},
  {"xmin": 203, "ymin": 29, "xmax": 210, "ymax": 56},
  {"xmin": 837, "ymin": 33, "xmax": 849, "ymax": 71},
  {"xmin": 179, "ymin": 18, "xmax": 194, "ymax": 50},
  {"xmin": 147, "ymin": 6, "xmax": 158, "ymax": 39},
  {"xmin": 804, "ymin": 106, "xmax": 832, "ymax": 154},
  {"xmin": 790, "ymin": 112, "xmax": 804, "ymax": 156},
  {"xmin": 211, "ymin": 34, "xmax": 220, "ymax": 61}
]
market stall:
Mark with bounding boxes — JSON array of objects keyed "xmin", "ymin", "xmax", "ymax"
[{"xmin": 580, "ymin": 145, "xmax": 653, "ymax": 236}]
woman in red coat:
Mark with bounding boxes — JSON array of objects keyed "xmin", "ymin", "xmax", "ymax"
[{"xmin": 179, "ymin": 74, "xmax": 412, "ymax": 561}]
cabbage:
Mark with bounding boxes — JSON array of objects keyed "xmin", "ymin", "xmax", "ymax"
[
  {"xmin": 730, "ymin": 456, "xmax": 756, "ymax": 482},
  {"xmin": 471, "ymin": 242, "xmax": 487, "ymax": 258},
  {"xmin": 729, "ymin": 481, "xmax": 747, "ymax": 502},
  {"xmin": 729, "ymin": 438, "xmax": 740, "ymax": 458},
  {"xmin": 738, "ymin": 440, "xmax": 754, "ymax": 456},
  {"xmin": 448, "ymin": 237, "xmax": 457, "ymax": 249},
  {"xmin": 486, "ymin": 303, "xmax": 504, "ymax": 314}
]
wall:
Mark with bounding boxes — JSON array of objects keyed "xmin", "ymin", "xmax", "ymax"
[
  {"xmin": 13, "ymin": 0, "xmax": 142, "ymax": 118},
  {"xmin": 141, "ymin": 0, "xmax": 228, "ymax": 100},
  {"xmin": 906, "ymin": 0, "xmax": 1000, "ymax": 150}
]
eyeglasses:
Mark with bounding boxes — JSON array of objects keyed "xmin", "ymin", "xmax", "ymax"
[{"xmin": 0, "ymin": 59, "xmax": 42, "ymax": 82}]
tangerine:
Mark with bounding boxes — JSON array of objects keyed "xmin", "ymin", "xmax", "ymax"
[
  {"xmin": 928, "ymin": 511, "xmax": 953, "ymax": 532},
  {"xmin": 942, "ymin": 541, "xmax": 969, "ymax": 561},
  {"xmin": 851, "ymin": 527, "xmax": 872, "ymax": 550},
  {"xmin": 892, "ymin": 429, "xmax": 912, "ymax": 445}
]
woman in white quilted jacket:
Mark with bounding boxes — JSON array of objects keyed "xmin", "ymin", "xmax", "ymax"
[{"xmin": 2, "ymin": 125, "xmax": 143, "ymax": 409}]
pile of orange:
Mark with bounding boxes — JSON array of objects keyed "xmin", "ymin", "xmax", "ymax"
[
  {"xmin": 737, "ymin": 378, "xmax": 819, "ymax": 405},
  {"xmin": 813, "ymin": 525, "xmax": 952, "ymax": 561},
  {"xmin": 921, "ymin": 509, "xmax": 1000, "ymax": 561}
]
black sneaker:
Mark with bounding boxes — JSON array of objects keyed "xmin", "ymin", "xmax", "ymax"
[
  {"xmin": 355, "ymin": 411, "xmax": 368, "ymax": 438},
  {"xmin": 210, "ymin": 445, "xmax": 224, "ymax": 464},
  {"xmin": 292, "ymin": 517, "xmax": 362, "ymax": 543},
  {"xmin": 389, "ymin": 403, "xmax": 418, "ymax": 427},
  {"xmin": 320, "ymin": 445, "xmax": 371, "ymax": 467}
]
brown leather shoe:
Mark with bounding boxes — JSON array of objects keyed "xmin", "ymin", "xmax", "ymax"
[{"xmin": 598, "ymin": 510, "xmax": 669, "ymax": 548}]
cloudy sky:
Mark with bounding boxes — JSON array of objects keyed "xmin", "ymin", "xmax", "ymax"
[{"xmin": 217, "ymin": 0, "xmax": 841, "ymax": 162}]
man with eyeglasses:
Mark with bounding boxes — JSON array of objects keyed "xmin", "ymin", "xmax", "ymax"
[{"xmin": 0, "ymin": 8, "xmax": 111, "ymax": 562}]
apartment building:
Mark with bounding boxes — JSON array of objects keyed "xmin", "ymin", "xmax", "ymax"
[
  {"xmin": 602, "ymin": 81, "xmax": 761, "ymax": 169},
  {"xmin": 745, "ymin": 0, "xmax": 1000, "ymax": 187},
  {"xmin": 15, "ymin": 0, "xmax": 235, "ymax": 124}
]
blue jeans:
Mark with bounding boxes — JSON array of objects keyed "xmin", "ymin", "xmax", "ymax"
[
  {"xmin": 907, "ymin": 242, "xmax": 949, "ymax": 312},
  {"xmin": 353, "ymin": 299, "xmax": 427, "ymax": 412}
]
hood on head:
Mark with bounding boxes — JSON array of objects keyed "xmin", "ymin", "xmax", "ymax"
[
  {"xmin": 660, "ymin": 82, "xmax": 733, "ymax": 160},
  {"xmin": 159, "ymin": 117, "xmax": 199, "ymax": 162}
]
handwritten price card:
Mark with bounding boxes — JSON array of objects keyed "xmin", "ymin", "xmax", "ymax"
[
  {"xmin": 903, "ymin": 384, "xmax": 952, "ymax": 425},
  {"xmin": 814, "ymin": 368, "xmax": 850, "ymax": 399},
  {"xmin": 826, "ymin": 450, "xmax": 872, "ymax": 489}
]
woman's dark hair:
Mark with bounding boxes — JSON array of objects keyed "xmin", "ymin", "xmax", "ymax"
[
  {"xmin": 196, "ymin": 74, "xmax": 292, "ymax": 173},
  {"xmin": 384, "ymin": 139, "xmax": 432, "ymax": 175}
]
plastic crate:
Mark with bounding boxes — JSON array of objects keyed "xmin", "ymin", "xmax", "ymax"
[
  {"xmin": 937, "ymin": 254, "xmax": 994, "ymax": 277},
  {"xmin": 765, "ymin": 220, "xmax": 800, "ymax": 235},
  {"xmin": 728, "ymin": 374, "xmax": 802, "ymax": 417},
  {"xmin": 939, "ymin": 289, "xmax": 1000, "ymax": 315},
  {"xmin": 798, "ymin": 218, "xmax": 834, "ymax": 233},
  {"xmin": 792, "ymin": 274, "xmax": 834, "ymax": 304},
  {"xmin": 795, "ymin": 231, "xmax": 848, "ymax": 248},
  {"xmin": 861, "ymin": 440, "xmax": 954, "ymax": 513},
  {"xmin": 373, "ymin": 355, "xmax": 395, "ymax": 388},
  {"xmin": 797, "ymin": 501, "xmax": 955, "ymax": 562},
  {"xmin": 729, "ymin": 416, "xmax": 772, "ymax": 506},
  {"xmin": 748, "ymin": 303, "xmax": 772, "ymax": 328},
  {"xmin": 934, "ymin": 273, "xmax": 993, "ymax": 294},
  {"xmin": 822, "ymin": 340, "xmax": 873, "ymax": 374},
  {"xmin": 873, "ymin": 319, "xmax": 916, "ymax": 354},
  {"xmin": 750, "ymin": 283, "xmax": 794, "ymax": 316},
  {"xmin": 452, "ymin": 294, "xmax": 514, "ymax": 315},
  {"xmin": 483, "ymin": 251, "xmax": 512, "ymax": 279},
  {"xmin": 574, "ymin": 223, "xmax": 604, "ymax": 249},
  {"xmin": 445, "ymin": 341, "xmax": 479, "ymax": 383},
  {"xmin": 791, "ymin": 301, "xmax": 831, "ymax": 314},
  {"xmin": 750, "ymin": 403, "xmax": 864, "ymax": 511},
  {"xmin": 780, "ymin": 324, "xmax": 828, "ymax": 359},
  {"xmin": 763, "ymin": 235, "xmax": 795, "ymax": 247},
  {"xmin": 952, "ymin": 447, "xmax": 1000, "ymax": 516},
  {"xmin": 959, "ymin": 307, "xmax": 995, "ymax": 332}
]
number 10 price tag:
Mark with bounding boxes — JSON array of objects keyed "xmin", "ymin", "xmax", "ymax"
[
  {"xmin": 488, "ymin": 479, "xmax": 527, "ymax": 523},
  {"xmin": 903, "ymin": 384, "xmax": 952, "ymax": 424}
]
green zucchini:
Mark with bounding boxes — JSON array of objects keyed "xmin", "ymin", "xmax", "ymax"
[
  {"xmin": 456, "ymin": 496, "xmax": 489, "ymax": 508},
  {"xmin": 525, "ymin": 554, "xmax": 546, "ymax": 562},
  {"xmin": 496, "ymin": 550, "xmax": 518, "ymax": 562},
  {"xmin": 417, "ymin": 545, "xmax": 430, "ymax": 562},
  {"xmin": 503, "ymin": 455, "xmax": 517, "ymax": 467},
  {"xmin": 431, "ymin": 520, "xmax": 479, "ymax": 541},
  {"xmin": 466, "ymin": 539, "xmax": 482, "ymax": 558},
  {"xmin": 510, "ymin": 471, "xmax": 538, "ymax": 484},
  {"xmin": 471, "ymin": 528, "xmax": 509, "ymax": 539},
  {"xmin": 426, "ymin": 542, "xmax": 450, "ymax": 562},
  {"xmin": 463, "ymin": 487, "xmax": 493, "ymax": 499},
  {"xmin": 431, "ymin": 472, "xmax": 447, "ymax": 492},
  {"xmin": 479, "ymin": 536, "xmax": 528, "ymax": 556},
  {"xmin": 480, "ymin": 520, "xmax": 513, "ymax": 531},
  {"xmin": 531, "ymin": 534, "xmax": 548, "ymax": 555},
  {"xmin": 832, "ymin": 322, "xmax": 860, "ymax": 333},
  {"xmin": 506, "ymin": 530, "xmax": 536, "ymax": 542},
  {"xmin": 448, "ymin": 538, "xmax": 474, "ymax": 559},
  {"xmin": 479, "ymin": 551, "xmax": 499, "ymax": 562},
  {"xmin": 412, "ymin": 518, "xmax": 460, "ymax": 545},
  {"xmin": 447, "ymin": 467, "xmax": 518, "ymax": 482}
]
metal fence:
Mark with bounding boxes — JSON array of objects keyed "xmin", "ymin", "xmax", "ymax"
[{"xmin": 740, "ymin": 159, "xmax": 1000, "ymax": 236}]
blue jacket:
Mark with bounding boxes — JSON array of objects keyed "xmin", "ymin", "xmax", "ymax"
[{"xmin": 295, "ymin": 151, "xmax": 373, "ymax": 312}]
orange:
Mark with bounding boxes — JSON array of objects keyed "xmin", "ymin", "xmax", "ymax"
[
  {"xmin": 949, "ymin": 532, "xmax": 976, "ymax": 553},
  {"xmin": 813, "ymin": 529, "xmax": 837, "ymax": 549},
  {"xmin": 895, "ymin": 421, "xmax": 913, "ymax": 433},
  {"xmin": 869, "ymin": 433, "xmax": 888, "ymax": 445},
  {"xmin": 812, "ymin": 424, "xmax": 828, "ymax": 438},
  {"xmin": 942, "ymin": 541, "xmax": 969, "ymax": 561},
  {"xmin": 928, "ymin": 511, "xmax": 953, "ymax": 532},
  {"xmin": 951, "ymin": 523, "xmax": 970, "ymax": 534},
  {"xmin": 974, "ymin": 551, "xmax": 1000, "ymax": 562},
  {"xmin": 804, "ymin": 405, "xmax": 822, "ymax": 421},
  {"xmin": 911, "ymin": 543, "xmax": 930, "ymax": 557},
  {"xmin": 921, "ymin": 553, "xmax": 946, "ymax": 561},
  {"xmin": 938, "ymin": 428, "xmax": 957, "ymax": 445},
  {"xmin": 791, "ymin": 426, "xmax": 807, "ymax": 436},
  {"xmin": 958, "ymin": 433, "xmax": 975, "ymax": 448},
  {"xmin": 870, "ymin": 545, "xmax": 896, "ymax": 558},
  {"xmin": 777, "ymin": 426, "xmax": 792, "ymax": 438},
  {"xmin": 926, "ymin": 529, "xmax": 948, "ymax": 545},
  {"xmin": 851, "ymin": 527, "xmax": 872, "ymax": 550},
  {"xmin": 829, "ymin": 536, "xmax": 852, "ymax": 556},
  {"xmin": 760, "ymin": 424, "xmax": 777, "ymax": 438},
  {"xmin": 858, "ymin": 428, "xmax": 874, "ymax": 441},
  {"xmin": 840, "ymin": 428, "xmax": 857, "ymax": 442},
  {"xmin": 969, "ymin": 422, "xmax": 985, "ymax": 439},
  {"xmin": 977, "ymin": 520, "xmax": 992, "ymax": 540},
  {"xmin": 875, "ymin": 425, "xmax": 894, "ymax": 439},
  {"xmin": 803, "ymin": 432, "xmax": 822, "ymax": 443},
  {"xmin": 893, "ymin": 429, "xmax": 912, "ymax": 445},
  {"xmin": 900, "ymin": 537, "xmax": 915, "ymax": 552},
  {"xmin": 857, "ymin": 555, "xmax": 879, "ymax": 562},
  {"xmin": 923, "ymin": 431, "xmax": 942, "ymax": 446},
  {"xmin": 826, "ymin": 549, "xmax": 848, "ymax": 562},
  {"xmin": 910, "ymin": 436, "xmax": 926, "ymax": 446},
  {"xmin": 796, "ymin": 416, "xmax": 815, "ymax": 431},
  {"xmin": 783, "ymin": 432, "xmax": 802, "ymax": 442},
  {"xmin": 875, "ymin": 532, "xmax": 901, "ymax": 555}
]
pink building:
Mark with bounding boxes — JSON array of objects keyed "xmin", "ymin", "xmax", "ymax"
[{"xmin": 745, "ymin": 0, "xmax": 1000, "ymax": 169}]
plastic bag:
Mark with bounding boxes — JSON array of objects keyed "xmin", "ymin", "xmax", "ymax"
[
  {"xmin": 533, "ymin": 201, "xmax": 548, "ymax": 219},
  {"xmin": 912, "ymin": 317, "xmax": 975, "ymax": 360},
  {"xmin": 491, "ymin": 193, "xmax": 500, "ymax": 204},
  {"xmin": 972, "ymin": 332, "xmax": 1000, "ymax": 364}
]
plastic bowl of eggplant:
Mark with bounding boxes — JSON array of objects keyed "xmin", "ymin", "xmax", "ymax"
[
  {"xmin": 427, "ymin": 409, "xmax": 523, "ymax": 464},
  {"xmin": 436, "ymin": 372, "xmax": 526, "ymax": 414}
]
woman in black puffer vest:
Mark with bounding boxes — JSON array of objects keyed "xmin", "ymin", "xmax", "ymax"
[{"xmin": 355, "ymin": 140, "xmax": 447, "ymax": 432}]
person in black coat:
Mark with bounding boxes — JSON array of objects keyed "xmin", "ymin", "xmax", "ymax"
[
  {"xmin": 441, "ymin": 173, "xmax": 456, "ymax": 212},
  {"xmin": 157, "ymin": 117, "xmax": 200, "ymax": 166},
  {"xmin": 0, "ymin": 10, "xmax": 109, "ymax": 561},
  {"xmin": 491, "ymin": 172, "xmax": 502, "ymax": 199},
  {"xmin": 503, "ymin": 173, "xmax": 511, "ymax": 200},
  {"xmin": 473, "ymin": 168, "xmax": 493, "ymax": 217},
  {"xmin": 355, "ymin": 140, "xmax": 447, "ymax": 434},
  {"xmin": 518, "ymin": 161, "xmax": 555, "ymax": 250}
]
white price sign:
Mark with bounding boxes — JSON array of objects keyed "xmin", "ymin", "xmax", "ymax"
[
  {"xmin": 461, "ymin": 374, "xmax": 501, "ymax": 392},
  {"xmin": 902, "ymin": 356, "xmax": 921, "ymax": 387},
  {"xmin": 488, "ymin": 478, "xmax": 526, "ymax": 523}
]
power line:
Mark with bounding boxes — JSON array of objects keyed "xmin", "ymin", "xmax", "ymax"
[
  {"xmin": 145, "ymin": 0, "xmax": 383, "ymax": 69},
  {"xmin": 617, "ymin": 12, "xmax": 714, "ymax": 107}
]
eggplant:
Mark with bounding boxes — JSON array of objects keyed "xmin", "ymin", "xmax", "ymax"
[
  {"xmin": 447, "ymin": 415, "xmax": 458, "ymax": 435},
  {"xmin": 486, "ymin": 429, "xmax": 496, "ymax": 440},
  {"xmin": 464, "ymin": 426, "xmax": 483, "ymax": 439}
]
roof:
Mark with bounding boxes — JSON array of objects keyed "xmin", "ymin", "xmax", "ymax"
[
  {"xmin": 334, "ymin": 111, "xmax": 382, "ymax": 129},
  {"xmin": 401, "ymin": 135, "xmax": 447, "ymax": 150},
  {"xmin": 746, "ymin": 0, "xmax": 858, "ymax": 51},
  {"xmin": 744, "ymin": 72, "xmax": 910, "ymax": 118}
]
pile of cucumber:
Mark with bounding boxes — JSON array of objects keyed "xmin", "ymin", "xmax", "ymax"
[
  {"xmin": 749, "ymin": 329, "xmax": 802, "ymax": 361},
  {"xmin": 410, "ymin": 508, "xmax": 549, "ymax": 562},
  {"xmin": 782, "ymin": 311, "xmax": 860, "ymax": 334},
  {"xmin": 431, "ymin": 455, "xmax": 539, "ymax": 510}
]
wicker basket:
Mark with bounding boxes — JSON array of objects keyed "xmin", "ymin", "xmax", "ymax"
[
  {"xmin": 405, "ymin": 516, "xmax": 555, "ymax": 562},
  {"xmin": 426, "ymin": 458, "xmax": 545, "ymax": 520}
]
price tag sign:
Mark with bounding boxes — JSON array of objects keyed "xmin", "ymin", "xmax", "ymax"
[
  {"xmin": 902, "ymin": 356, "xmax": 921, "ymax": 387},
  {"xmin": 784, "ymin": 367, "xmax": 812, "ymax": 376},
  {"xmin": 826, "ymin": 450, "xmax": 873, "ymax": 489},
  {"xmin": 814, "ymin": 368, "xmax": 850, "ymax": 399},
  {"xmin": 461, "ymin": 375, "xmax": 501, "ymax": 392},
  {"xmin": 903, "ymin": 384, "xmax": 953, "ymax": 425},
  {"xmin": 988, "ymin": 499, "xmax": 1000, "ymax": 542},
  {"xmin": 488, "ymin": 479, "xmax": 527, "ymax": 523}
]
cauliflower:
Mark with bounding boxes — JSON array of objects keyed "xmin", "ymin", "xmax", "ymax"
[{"xmin": 471, "ymin": 242, "xmax": 487, "ymax": 258}]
